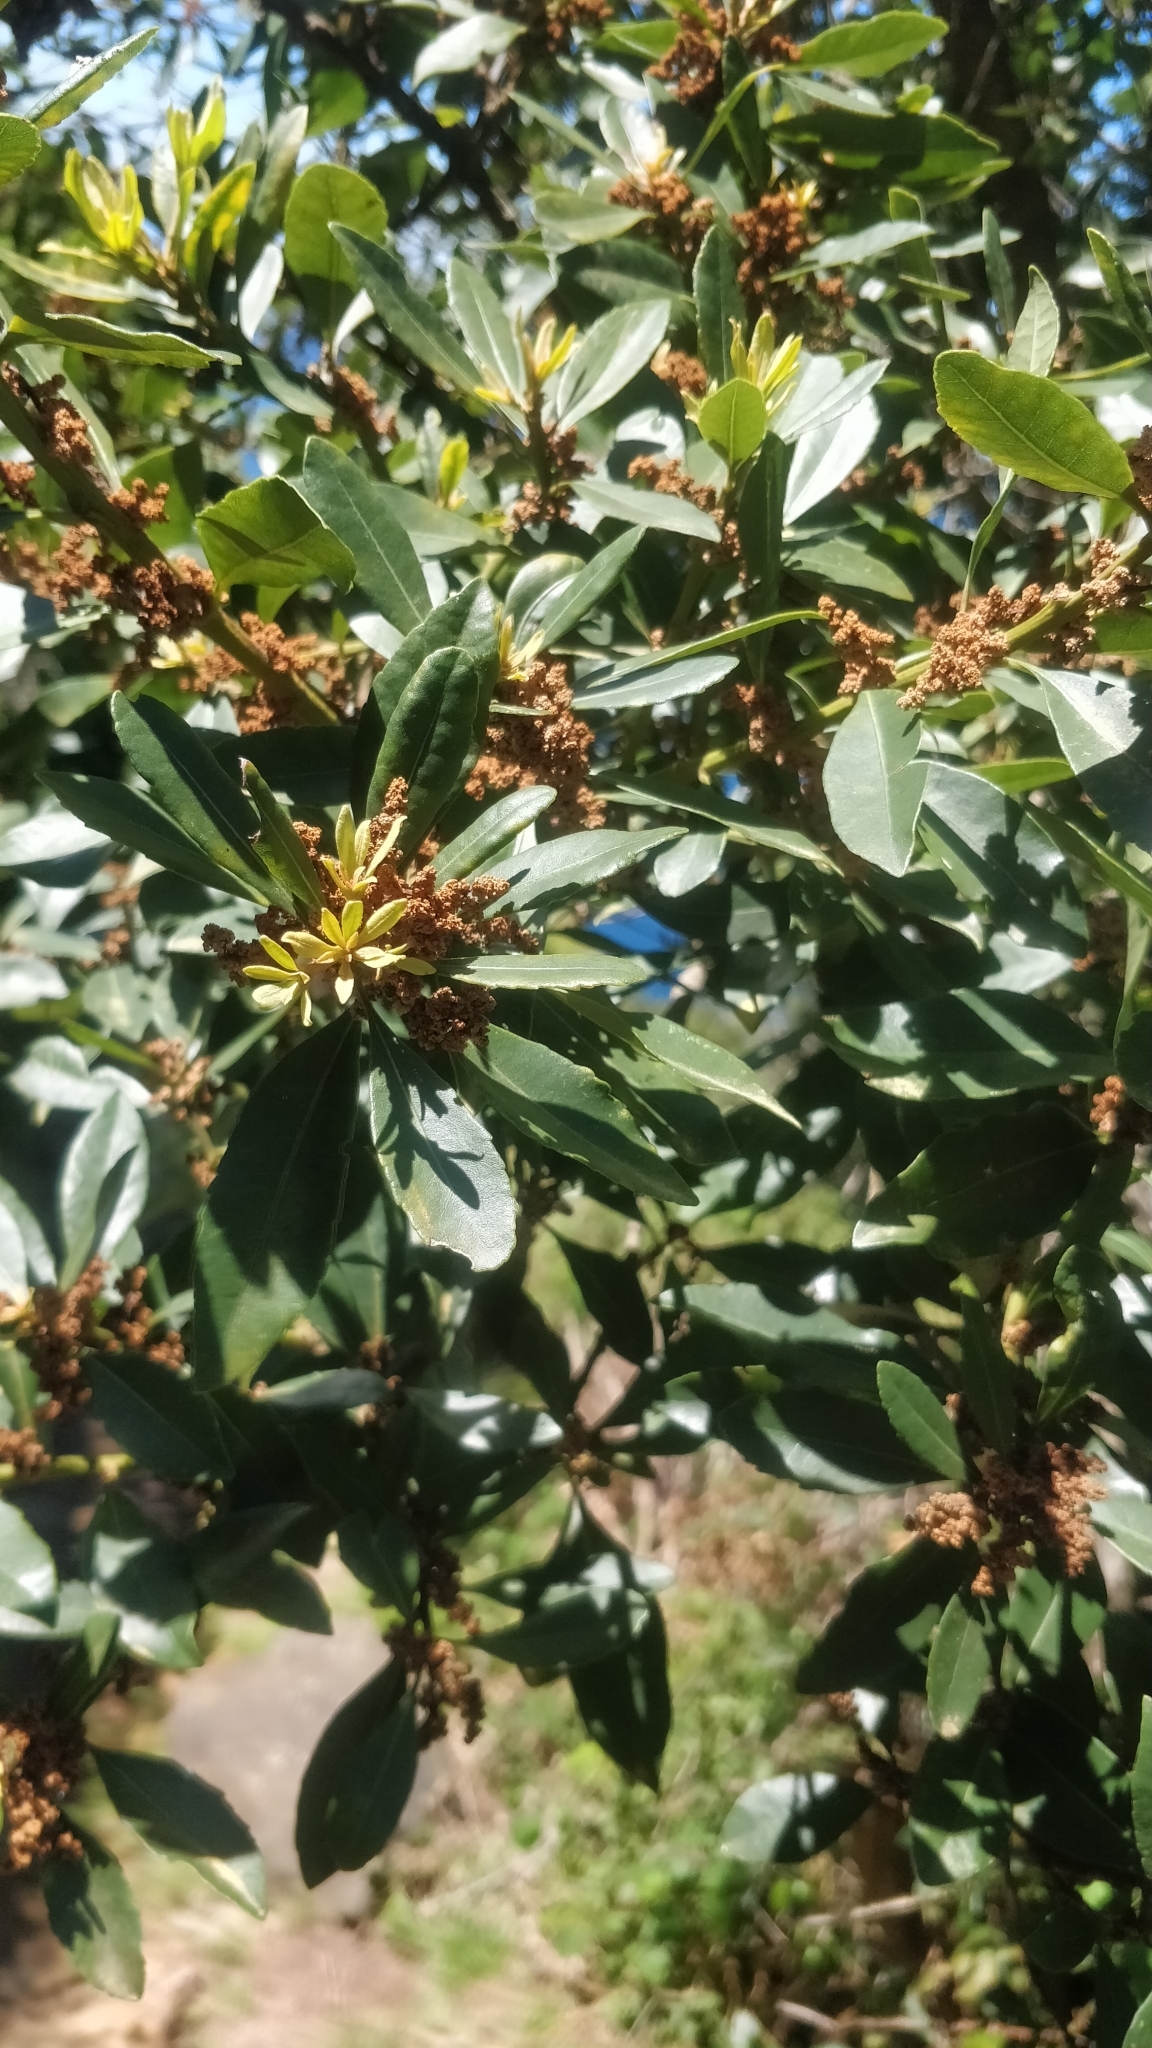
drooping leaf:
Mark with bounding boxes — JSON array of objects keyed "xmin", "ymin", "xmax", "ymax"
[
  {"xmin": 823, "ymin": 690, "xmax": 927, "ymax": 877},
  {"xmin": 110, "ymin": 694, "xmax": 279, "ymax": 905},
  {"xmin": 295, "ymin": 1659, "xmax": 418, "ymax": 1887},
  {"xmin": 92, "ymin": 1748, "xmax": 265, "ymax": 1916},
  {"xmin": 194, "ymin": 1013, "xmax": 361, "ymax": 1386},
  {"xmin": 283, "ymin": 163, "xmax": 387, "ymax": 333},
  {"xmin": 42, "ymin": 1823, "xmax": 144, "ymax": 2000},
  {"xmin": 855, "ymin": 1105, "xmax": 1097, "ymax": 1257}
]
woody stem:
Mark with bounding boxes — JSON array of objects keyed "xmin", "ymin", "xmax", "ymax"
[{"xmin": 0, "ymin": 374, "xmax": 335, "ymax": 723}]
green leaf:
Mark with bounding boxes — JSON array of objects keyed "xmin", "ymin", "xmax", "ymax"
[
  {"xmin": 110, "ymin": 695, "xmax": 279, "ymax": 905},
  {"xmin": 1092, "ymin": 1494, "xmax": 1152, "ymax": 1576},
  {"xmin": 1131, "ymin": 1696, "xmax": 1152, "ymax": 1881},
  {"xmin": 197, "ymin": 475, "xmax": 356, "ymax": 590},
  {"xmin": 478, "ymin": 1580, "xmax": 653, "ymax": 1668},
  {"xmin": 434, "ymin": 786, "xmax": 556, "ymax": 884},
  {"xmin": 534, "ymin": 185, "xmax": 649, "ymax": 249},
  {"xmin": 29, "ymin": 27, "xmax": 157, "ymax": 127},
  {"xmin": 722, "ymin": 1773, "xmax": 873, "ymax": 1862},
  {"xmin": 48, "ymin": 1612, "xmax": 122, "ymax": 1722},
  {"xmin": 332, "ymin": 228, "xmax": 476, "ymax": 388},
  {"xmin": 42, "ymin": 771, "xmax": 267, "ymax": 903},
  {"xmin": 366, "ymin": 483, "xmax": 479, "ymax": 558},
  {"xmin": 58, "ymin": 1092, "xmax": 147, "ymax": 1288},
  {"xmin": 358, "ymin": 580, "xmax": 498, "ymax": 818},
  {"xmin": 827, "ymin": 987, "xmax": 1110, "ymax": 1100},
  {"xmin": 451, "ymin": 951, "xmax": 648, "ymax": 991},
  {"xmin": 605, "ymin": 769, "xmax": 835, "ymax": 869},
  {"xmin": 823, "ymin": 690, "xmax": 926, "ymax": 877},
  {"xmin": 855, "ymin": 1105, "xmax": 1097, "ymax": 1258},
  {"xmin": 569, "ymin": 1597, "xmax": 671, "ymax": 1790},
  {"xmin": 194, "ymin": 1013, "xmax": 361, "ymax": 1386},
  {"xmin": 462, "ymin": 1024, "xmax": 692, "ymax": 1202},
  {"xmin": 0, "ymin": 1499, "xmax": 55, "ymax": 1614},
  {"xmin": 921, "ymin": 762, "xmax": 1086, "ymax": 952},
  {"xmin": 698, "ymin": 379, "xmax": 768, "ymax": 467},
  {"xmin": 367, "ymin": 1011, "xmax": 515, "ymax": 1270},
  {"xmin": 982, "ymin": 208, "xmax": 1016, "ymax": 335},
  {"xmin": 1125, "ymin": 1993, "xmax": 1152, "ymax": 2048},
  {"xmin": 651, "ymin": 829, "xmax": 726, "ymax": 896},
  {"xmin": 777, "ymin": 106, "xmax": 1003, "ymax": 189},
  {"xmin": 338, "ymin": 1510, "xmax": 420, "ymax": 1616},
  {"xmin": 792, "ymin": 11, "xmax": 945, "ymax": 77},
  {"xmin": 554, "ymin": 1231, "xmax": 653, "ymax": 1361},
  {"xmin": 42, "ymin": 1822, "xmax": 144, "ymax": 2000},
  {"xmin": 797, "ymin": 1539, "xmax": 968, "ymax": 1694},
  {"xmin": 370, "ymin": 646, "xmax": 479, "ymax": 856},
  {"xmin": 785, "ymin": 535, "xmax": 912, "ymax": 601},
  {"xmin": 559, "ymin": 991, "xmax": 798, "ymax": 1126},
  {"xmin": 927, "ymin": 1592, "xmax": 992, "ymax": 1738},
  {"xmin": 306, "ymin": 65, "xmax": 370, "ymax": 137},
  {"xmin": 485, "ymin": 824, "xmax": 686, "ymax": 916},
  {"xmin": 1032, "ymin": 807, "xmax": 1152, "ymax": 921},
  {"xmin": 1118, "ymin": 1012, "xmax": 1152, "ymax": 1112},
  {"xmin": 86, "ymin": 1354, "xmax": 232, "ymax": 1483},
  {"xmin": 909, "ymin": 1731, "xmax": 1009, "ymax": 1886},
  {"xmin": 957, "ymin": 1296, "xmax": 1016, "ymax": 1457},
  {"xmin": 295, "ymin": 1660, "xmax": 418, "ymax": 1887},
  {"xmin": 553, "ymin": 299, "xmax": 670, "ymax": 429},
  {"xmin": 971, "ymin": 757, "xmax": 1071, "ymax": 793},
  {"xmin": 92, "ymin": 1748, "xmax": 265, "ymax": 1916},
  {"xmin": 283, "ymin": 163, "xmax": 387, "ymax": 333},
  {"xmin": 0, "ymin": 115, "xmax": 41, "ymax": 186},
  {"xmin": 719, "ymin": 1388, "xmax": 930, "ymax": 1493},
  {"xmin": 934, "ymin": 352, "xmax": 1133, "ymax": 498},
  {"xmin": 693, "ymin": 222, "xmax": 742, "ymax": 384},
  {"xmin": 574, "ymin": 474, "xmax": 719, "ymax": 540},
  {"xmin": 1007, "ymin": 267, "xmax": 1060, "ymax": 375},
  {"xmin": 1087, "ymin": 229, "xmax": 1152, "ymax": 359},
  {"xmin": 877, "ymin": 1361, "xmax": 965, "ymax": 1480},
  {"xmin": 297, "ymin": 437, "xmax": 428, "ymax": 636},
  {"xmin": 447, "ymin": 255, "xmax": 525, "ymax": 402},
  {"xmin": 241, "ymin": 758, "xmax": 324, "ymax": 912},
  {"xmin": 413, "ymin": 12, "xmax": 523, "ymax": 85},
  {"xmin": 7, "ymin": 314, "xmax": 226, "ymax": 368},
  {"xmin": 535, "ymin": 526, "xmax": 642, "ymax": 647},
  {"xmin": 85, "ymin": 1490, "xmax": 201, "ymax": 1670}
]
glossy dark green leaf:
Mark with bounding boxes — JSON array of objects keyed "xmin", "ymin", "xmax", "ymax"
[
  {"xmin": 92, "ymin": 1747, "xmax": 265, "ymax": 1915},
  {"xmin": 367, "ymin": 1009, "xmax": 515, "ymax": 1269},
  {"xmin": 284, "ymin": 163, "xmax": 386, "ymax": 332},
  {"xmin": 295, "ymin": 1658, "xmax": 418, "ymax": 1887},
  {"xmin": 241, "ymin": 758, "xmax": 324, "ymax": 911},
  {"xmin": 553, "ymin": 1231, "xmax": 653, "ymax": 1362},
  {"xmin": 909, "ymin": 1731, "xmax": 1009, "ymax": 1886},
  {"xmin": 1001, "ymin": 1697, "xmax": 1138, "ymax": 1876},
  {"xmin": 797, "ymin": 1539, "xmax": 969, "ymax": 1694},
  {"xmin": 332, "ymin": 228, "xmax": 475, "ymax": 388},
  {"xmin": 297, "ymin": 437, "xmax": 429, "ymax": 635},
  {"xmin": 877, "ymin": 1361, "xmax": 965, "ymax": 1479},
  {"xmin": 785, "ymin": 536, "xmax": 912, "ymax": 601},
  {"xmin": 0, "ymin": 1499, "xmax": 56, "ymax": 1614},
  {"xmin": 718, "ymin": 1387, "xmax": 929, "ymax": 1493},
  {"xmin": 111, "ymin": 695, "xmax": 280, "ymax": 904},
  {"xmin": 360, "ymin": 580, "xmax": 498, "ymax": 818},
  {"xmin": 433, "ymin": 785, "xmax": 556, "ymax": 884},
  {"xmin": 693, "ymin": 222, "xmax": 742, "ymax": 383},
  {"xmin": 793, "ymin": 9, "xmax": 945, "ymax": 76},
  {"xmin": 855, "ymin": 1105, "xmax": 1097, "ymax": 1258},
  {"xmin": 722, "ymin": 1772, "xmax": 872, "ymax": 1862},
  {"xmin": 86, "ymin": 1353, "xmax": 233, "ymax": 1482},
  {"xmin": 42, "ymin": 770, "xmax": 278, "ymax": 903},
  {"xmin": 42, "ymin": 1822, "xmax": 144, "ymax": 2000},
  {"xmin": 569, "ymin": 1595, "xmax": 671, "ymax": 1790},
  {"xmin": 1087, "ymin": 228, "xmax": 1152, "ymax": 358},
  {"xmin": 926, "ymin": 1591, "xmax": 991, "ymax": 1738},
  {"xmin": 483, "ymin": 824, "xmax": 685, "ymax": 917},
  {"xmin": 777, "ymin": 106, "xmax": 1002, "ymax": 188},
  {"xmin": 194, "ymin": 1013, "xmax": 361, "ymax": 1387},
  {"xmin": 462, "ymin": 1024, "xmax": 692, "ymax": 1202},
  {"xmin": 48, "ymin": 1611, "xmax": 121, "ymax": 1721},
  {"xmin": 823, "ymin": 690, "xmax": 926, "ymax": 877},
  {"xmin": 957, "ymin": 1295, "xmax": 1016, "ymax": 1456},
  {"xmin": 535, "ymin": 525, "xmax": 641, "ymax": 648},
  {"xmin": 827, "ymin": 987, "xmax": 1109, "ymax": 1100},
  {"xmin": 338, "ymin": 1510, "xmax": 420, "ymax": 1617}
]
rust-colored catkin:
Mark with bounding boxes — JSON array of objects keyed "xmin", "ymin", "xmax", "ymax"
[
  {"xmin": 101, "ymin": 1264, "xmax": 186, "ymax": 1371},
  {"xmin": 1130, "ymin": 424, "xmax": 1152, "ymax": 513},
  {"xmin": 731, "ymin": 190, "xmax": 809, "ymax": 304},
  {"xmin": 909, "ymin": 1441, "xmax": 1106, "ymax": 1595},
  {"xmin": 628, "ymin": 454, "xmax": 739, "ymax": 560},
  {"xmin": 0, "ymin": 460, "xmax": 36, "ymax": 506},
  {"xmin": 386, "ymin": 1537, "xmax": 484, "ymax": 1748},
  {"xmin": 819, "ymin": 595, "xmax": 898, "ymax": 695},
  {"xmin": 648, "ymin": 6, "xmax": 725, "ymax": 107},
  {"xmin": 107, "ymin": 478, "xmax": 169, "ymax": 526},
  {"xmin": 25, "ymin": 1260, "xmax": 106, "ymax": 1417},
  {"xmin": 607, "ymin": 173, "xmax": 714, "ymax": 261},
  {"xmin": 653, "ymin": 349, "xmax": 709, "ymax": 399},
  {"xmin": 467, "ymin": 657, "xmax": 605, "ymax": 831},
  {"xmin": 1, "ymin": 366, "xmax": 96, "ymax": 472},
  {"xmin": 508, "ymin": 428, "xmax": 588, "ymax": 533},
  {"xmin": 185, "ymin": 612, "xmax": 346, "ymax": 727},
  {"xmin": 1090, "ymin": 1073, "xmax": 1152, "ymax": 1145},
  {"xmin": 316, "ymin": 364, "xmax": 396, "ymax": 445},
  {"xmin": 0, "ymin": 1427, "xmax": 49, "ymax": 1477},
  {"xmin": 0, "ymin": 1709, "xmax": 85, "ymax": 1873}
]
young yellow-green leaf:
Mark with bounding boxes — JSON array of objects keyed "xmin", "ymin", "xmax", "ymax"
[
  {"xmin": 284, "ymin": 162, "xmax": 386, "ymax": 333},
  {"xmin": 791, "ymin": 10, "xmax": 945, "ymax": 77},
  {"xmin": 877, "ymin": 1360, "xmax": 965, "ymax": 1479},
  {"xmin": 198, "ymin": 475, "xmax": 356, "ymax": 590},
  {"xmin": 926, "ymin": 1592, "xmax": 992, "ymax": 1739},
  {"xmin": 698, "ymin": 379, "xmax": 768, "ymax": 466},
  {"xmin": 0, "ymin": 114, "xmax": 41, "ymax": 187},
  {"xmin": 934, "ymin": 352, "xmax": 1133, "ymax": 498},
  {"xmin": 1006, "ymin": 267, "xmax": 1060, "ymax": 375},
  {"xmin": 28, "ymin": 26, "xmax": 157, "ymax": 129},
  {"xmin": 91, "ymin": 1748, "xmax": 265, "ymax": 1917}
]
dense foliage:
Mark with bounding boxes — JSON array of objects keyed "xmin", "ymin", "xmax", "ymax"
[{"xmin": 2, "ymin": 1, "xmax": 1152, "ymax": 2038}]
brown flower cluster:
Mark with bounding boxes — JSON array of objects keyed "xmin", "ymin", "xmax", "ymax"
[
  {"xmin": 184, "ymin": 612, "xmax": 347, "ymax": 728},
  {"xmin": 731, "ymin": 190, "xmax": 809, "ymax": 306},
  {"xmin": 1, "ymin": 519, "xmax": 213, "ymax": 655},
  {"xmin": 910, "ymin": 1441, "xmax": 1106, "ymax": 1596},
  {"xmin": 1090, "ymin": 1073, "xmax": 1152, "ymax": 1145},
  {"xmin": 106, "ymin": 478, "xmax": 170, "ymax": 526},
  {"xmin": 508, "ymin": 427, "xmax": 589, "ymax": 534},
  {"xmin": 101, "ymin": 1264, "xmax": 186, "ymax": 1371},
  {"xmin": 24, "ymin": 1260, "xmax": 106, "ymax": 1418},
  {"xmin": 819, "ymin": 595, "xmax": 897, "ymax": 695},
  {"xmin": 314, "ymin": 364, "xmax": 396, "ymax": 446},
  {"xmin": 0, "ymin": 1427, "xmax": 49, "ymax": 1477},
  {"xmin": 0, "ymin": 459, "xmax": 36, "ymax": 507},
  {"xmin": 386, "ymin": 1536, "xmax": 484, "ymax": 1748},
  {"xmin": 1, "ymin": 365, "xmax": 94, "ymax": 471},
  {"xmin": 628, "ymin": 453, "xmax": 739, "ymax": 560},
  {"xmin": 467, "ymin": 657, "xmax": 605, "ymax": 832},
  {"xmin": 608, "ymin": 171, "xmax": 714, "ymax": 262},
  {"xmin": 728, "ymin": 680, "xmax": 789, "ymax": 757},
  {"xmin": 1130, "ymin": 424, "xmax": 1152, "ymax": 513},
  {"xmin": 654, "ymin": 349, "xmax": 709, "ymax": 399},
  {"xmin": 648, "ymin": 6, "xmax": 726, "ymax": 107},
  {"xmin": 0, "ymin": 1708, "xmax": 85, "ymax": 1874}
]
